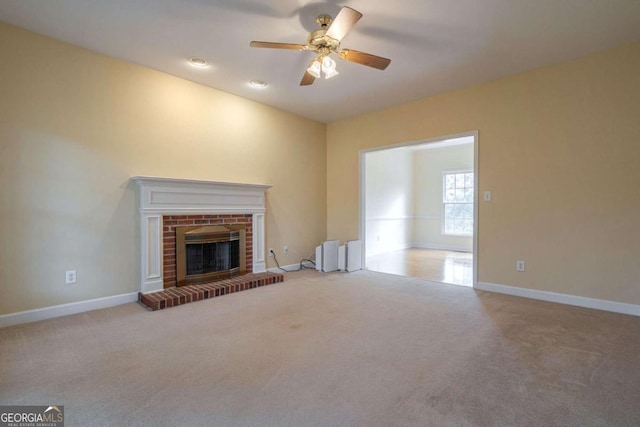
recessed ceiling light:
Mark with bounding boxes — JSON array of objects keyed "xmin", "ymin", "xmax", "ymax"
[
  {"xmin": 249, "ymin": 80, "xmax": 267, "ymax": 88},
  {"xmin": 188, "ymin": 57, "xmax": 209, "ymax": 68}
]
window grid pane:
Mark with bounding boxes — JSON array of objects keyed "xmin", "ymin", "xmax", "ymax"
[{"xmin": 443, "ymin": 171, "xmax": 474, "ymax": 236}]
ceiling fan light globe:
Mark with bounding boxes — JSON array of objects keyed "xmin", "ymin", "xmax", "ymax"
[
  {"xmin": 307, "ymin": 60, "xmax": 322, "ymax": 79},
  {"xmin": 324, "ymin": 68, "xmax": 339, "ymax": 79},
  {"xmin": 321, "ymin": 56, "xmax": 338, "ymax": 79},
  {"xmin": 321, "ymin": 56, "xmax": 337, "ymax": 72}
]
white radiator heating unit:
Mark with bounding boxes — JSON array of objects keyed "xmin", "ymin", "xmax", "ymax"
[{"xmin": 315, "ymin": 240, "xmax": 362, "ymax": 273}]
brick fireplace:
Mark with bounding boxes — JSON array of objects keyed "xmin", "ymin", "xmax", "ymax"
[
  {"xmin": 132, "ymin": 177, "xmax": 271, "ymax": 294},
  {"xmin": 164, "ymin": 215, "xmax": 253, "ymax": 288}
]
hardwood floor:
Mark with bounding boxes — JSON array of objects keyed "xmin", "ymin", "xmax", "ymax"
[{"xmin": 366, "ymin": 248, "xmax": 473, "ymax": 286}]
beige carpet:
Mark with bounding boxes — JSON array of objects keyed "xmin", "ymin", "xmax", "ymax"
[{"xmin": 1, "ymin": 270, "xmax": 639, "ymax": 426}]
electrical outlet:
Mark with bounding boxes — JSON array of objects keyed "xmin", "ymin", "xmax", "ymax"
[
  {"xmin": 65, "ymin": 270, "xmax": 77, "ymax": 284},
  {"xmin": 268, "ymin": 248, "xmax": 274, "ymax": 257},
  {"xmin": 283, "ymin": 245, "xmax": 288, "ymax": 254},
  {"xmin": 516, "ymin": 260, "xmax": 525, "ymax": 272}
]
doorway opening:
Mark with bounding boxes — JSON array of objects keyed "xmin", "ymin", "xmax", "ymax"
[{"xmin": 360, "ymin": 132, "xmax": 477, "ymax": 287}]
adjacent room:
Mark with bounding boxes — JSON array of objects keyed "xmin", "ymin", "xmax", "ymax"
[
  {"xmin": 1, "ymin": 1, "xmax": 640, "ymax": 425},
  {"xmin": 364, "ymin": 135, "xmax": 475, "ymax": 286}
]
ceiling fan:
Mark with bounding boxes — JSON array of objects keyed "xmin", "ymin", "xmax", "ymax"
[{"xmin": 250, "ymin": 6, "xmax": 391, "ymax": 86}]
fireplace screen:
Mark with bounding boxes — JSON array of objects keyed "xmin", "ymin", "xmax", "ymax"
[
  {"xmin": 186, "ymin": 240, "xmax": 240, "ymax": 275},
  {"xmin": 176, "ymin": 225, "xmax": 246, "ymax": 286}
]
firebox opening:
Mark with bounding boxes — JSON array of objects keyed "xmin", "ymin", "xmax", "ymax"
[
  {"xmin": 176, "ymin": 225, "xmax": 247, "ymax": 286},
  {"xmin": 186, "ymin": 240, "xmax": 240, "ymax": 275}
]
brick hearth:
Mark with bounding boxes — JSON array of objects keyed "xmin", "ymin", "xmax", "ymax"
[{"xmin": 138, "ymin": 272, "xmax": 283, "ymax": 311}]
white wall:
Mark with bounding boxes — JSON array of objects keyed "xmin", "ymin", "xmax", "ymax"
[
  {"xmin": 364, "ymin": 148, "xmax": 413, "ymax": 256},
  {"xmin": 365, "ymin": 142, "xmax": 474, "ymax": 256},
  {"xmin": 413, "ymin": 144, "xmax": 474, "ymax": 252}
]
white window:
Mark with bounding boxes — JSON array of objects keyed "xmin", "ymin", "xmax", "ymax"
[{"xmin": 443, "ymin": 171, "xmax": 474, "ymax": 236}]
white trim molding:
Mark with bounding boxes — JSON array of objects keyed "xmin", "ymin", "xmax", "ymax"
[
  {"xmin": 253, "ymin": 212, "xmax": 266, "ymax": 270},
  {"xmin": 413, "ymin": 243, "xmax": 473, "ymax": 253},
  {"xmin": 0, "ymin": 293, "xmax": 139, "ymax": 328},
  {"xmin": 366, "ymin": 243, "xmax": 413, "ymax": 257},
  {"xmin": 366, "ymin": 215, "xmax": 414, "ymax": 222},
  {"xmin": 267, "ymin": 264, "xmax": 300, "ymax": 274},
  {"xmin": 132, "ymin": 176, "xmax": 272, "ymax": 293},
  {"xmin": 476, "ymin": 281, "xmax": 640, "ymax": 317}
]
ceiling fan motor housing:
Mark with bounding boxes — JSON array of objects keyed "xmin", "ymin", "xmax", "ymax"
[
  {"xmin": 307, "ymin": 29, "xmax": 340, "ymax": 53},
  {"xmin": 306, "ymin": 14, "xmax": 341, "ymax": 53}
]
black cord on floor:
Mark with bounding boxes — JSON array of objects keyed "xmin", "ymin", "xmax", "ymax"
[{"xmin": 271, "ymin": 250, "xmax": 316, "ymax": 272}]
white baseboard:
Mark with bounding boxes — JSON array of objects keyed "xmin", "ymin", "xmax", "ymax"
[
  {"xmin": 268, "ymin": 263, "xmax": 312, "ymax": 273},
  {"xmin": 0, "ymin": 292, "xmax": 139, "ymax": 328},
  {"xmin": 367, "ymin": 243, "xmax": 412, "ymax": 257},
  {"xmin": 476, "ymin": 281, "xmax": 640, "ymax": 317},
  {"xmin": 412, "ymin": 243, "xmax": 472, "ymax": 253}
]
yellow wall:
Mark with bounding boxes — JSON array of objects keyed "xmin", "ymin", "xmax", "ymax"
[
  {"xmin": 2, "ymin": 22, "xmax": 638, "ymax": 315},
  {"xmin": 328, "ymin": 41, "xmax": 640, "ymax": 305},
  {"xmin": 0, "ymin": 24, "xmax": 326, "ymax": 314}
]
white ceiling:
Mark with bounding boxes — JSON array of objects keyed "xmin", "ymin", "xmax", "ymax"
[{"xmin": 2, "ymin": 0, "xmax": 640, "ymax": 123}]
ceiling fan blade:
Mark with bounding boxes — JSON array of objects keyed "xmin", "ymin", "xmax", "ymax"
[
  {"xmin": 250, "ymin": 41, "xmax": 306, "ymax": 50},
  {"xmin": 338, "ymin": 49, "xmax": 391, "ymax": 70},
  {"xmin": 325, "ymin": 7, "xmax": 362, "ymax": 41},
  {"xmin": 300, "ymin": 70, "xmax": 316, "ymax": 86}
]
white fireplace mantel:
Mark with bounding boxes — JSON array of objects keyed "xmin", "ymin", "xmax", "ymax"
[{"xmin": 132, "ymin": 176, "xmax": 271, "ymax": 293}]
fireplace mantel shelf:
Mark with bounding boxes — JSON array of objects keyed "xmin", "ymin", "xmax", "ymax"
[
  {"xmin": 132, "ymin": 176, "xmax": 272, "ymax": 215},
  {"xmin": 132, "ymin": 176, "xmax": 271, "ymax": 293},
  {"xmin": 132, "ymin": 176, "xmax": 271, "ymax": 191}
]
